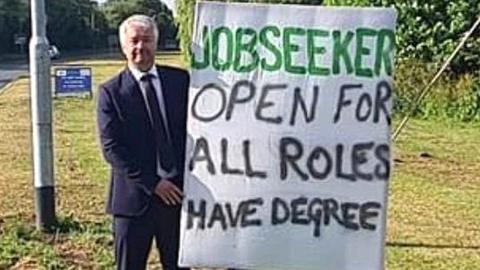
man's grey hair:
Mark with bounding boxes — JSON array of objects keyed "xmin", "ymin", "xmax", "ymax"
[{"xmin": 119, "ymin": 14, "xmax": 159, "ymax": 46}]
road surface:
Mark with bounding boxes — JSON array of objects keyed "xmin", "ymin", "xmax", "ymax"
[{"xmin": 0, "ymin": 62, "xmax": 28, "ymax": 93}]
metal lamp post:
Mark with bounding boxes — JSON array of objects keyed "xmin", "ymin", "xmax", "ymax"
[{"xmin": 29, "ymin": 0, "xmax": 56, "ymax": 231}]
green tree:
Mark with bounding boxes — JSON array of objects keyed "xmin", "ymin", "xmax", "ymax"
[
  {"xmin": 324, "ymin": 0, "xmax": 368, "ymax": 5},
  {"xmin": 0, "ymin": 0, "xmax": 28, "ymax": 55},
  {"xmin": 46, "ymin": 0, "xmax": 109, "ymax": 51},
  {"xmin": 103, "ymin": 0, "xmax": 177, "ymax": 48},
  {"xmin": 325, "ymin": 0, "xmax": 480, "ymax": 75},
  {"xmin": 176, "ymin": 0, "xmax": 195, "ymax": 58}
]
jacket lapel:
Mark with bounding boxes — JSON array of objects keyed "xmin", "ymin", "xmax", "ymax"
[
  {"xmin": 157, "ymin": 66, "xmax": 177, "ymax": 128},
  {"xmin": 157, "ymin": 66, "xmax": 183, "ymax": 150}
]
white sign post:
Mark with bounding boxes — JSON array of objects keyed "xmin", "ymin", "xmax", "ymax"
[{"xmin": 180, "ymin": 2, "xmax": 396, "ymax": 270}]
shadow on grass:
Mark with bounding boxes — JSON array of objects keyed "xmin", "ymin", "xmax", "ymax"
[
  {"xmin": 387, "ymin": 241, "xmax": 480, "ymax": 250},
  {"xmin": 0, "ymin": 215, "xmax": 110, "ymax": 237},
  {"xmin": 6, "ymin": 216, "xmax": 114, "ymax": 251}
]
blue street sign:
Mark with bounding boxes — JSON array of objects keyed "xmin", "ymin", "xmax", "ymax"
[{"xmin": 54, "ymin": 67, "xmax": 92, "ymax": 96}]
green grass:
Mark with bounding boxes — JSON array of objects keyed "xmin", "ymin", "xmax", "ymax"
[
  {"xmin": 0, "ymin": 52, "xmax": 479, "ymax": 269},
  {"xmin": 386, "ymin": 120, "xmax": 480, "ymax": 269}
]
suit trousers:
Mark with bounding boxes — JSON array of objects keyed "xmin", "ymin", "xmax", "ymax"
[{"xmin": 113, "ymin": 197, "xmax": 189, "ymax": 270}]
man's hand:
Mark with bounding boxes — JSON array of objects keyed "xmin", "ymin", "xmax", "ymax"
[{"xmin": 154, "ymin": 179, "xmax": 183, "ymax": 205}]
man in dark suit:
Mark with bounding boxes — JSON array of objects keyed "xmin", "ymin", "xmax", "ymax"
[{"xmin": 97, "ymin": 14, "xmax": 190, "ymax": 270}]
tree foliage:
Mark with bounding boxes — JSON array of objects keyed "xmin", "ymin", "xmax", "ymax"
[
  {"xmin": 0, "ymin": 0, "xmax": 178, "ymax": 55},
  {"xmin": 0, "ymin": 0, "xmax": 28, "ymax": 54},
  {"xmin": 325, "ymin": 0, "xmax": 480, "ymax": 74},
  {"xmin": 46, "ymin": 0, "xmax": 109, "ymax": 50},
  {"xmin": 103, "ymin": 0, "xmax": 177, "ymax": 47},
  {"xmin": 393, "ymin": 1, "xmax": 480, "ymax": 75},
  {"xmin": 176, "ymin": 0, "xmax": 196, "ymax": 59},
  {"xmin": 0, "ymin": 0, "xmax": 110, "ymax": 55}
]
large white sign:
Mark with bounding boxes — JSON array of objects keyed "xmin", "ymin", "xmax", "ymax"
[{"xmin": 180, "ymin": 2, "xmax": 396, "ymax": 270}]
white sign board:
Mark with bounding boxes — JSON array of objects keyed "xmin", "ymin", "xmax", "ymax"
[{"xmin": 180, "ymin": 2, "xmax": 396, "ymax": 270}]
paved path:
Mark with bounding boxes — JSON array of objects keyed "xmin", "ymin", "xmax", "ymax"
[{"xmin": 0, "ymin": 62, "xmax": 28, "ymax": 93}]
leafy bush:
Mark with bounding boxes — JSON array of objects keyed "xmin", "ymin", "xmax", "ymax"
[
  {"xmin": 394, "ymin": 60, "xmax": 480, "ymax": 121},
  {"xmin": 326, "ymin": 0, "xmax": 480, "ymax": 75},
  {"xmin": 176, "ymin": 0, "xmax": 196, "ymax": 62}
]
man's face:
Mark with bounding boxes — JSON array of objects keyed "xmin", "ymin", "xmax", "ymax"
[{"xmin": 122, "ymin": 24, "xmax": 156, "ymax": 71}]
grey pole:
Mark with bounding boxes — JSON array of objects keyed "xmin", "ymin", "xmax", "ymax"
[{"xmin": 29, "ymin": 0, "xmax": 56, "ymax": 231}]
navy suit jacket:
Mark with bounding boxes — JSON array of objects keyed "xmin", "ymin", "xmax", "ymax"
[{"xmin": 97, "ymin": 65, "xmax": 189, "ymax": 216}]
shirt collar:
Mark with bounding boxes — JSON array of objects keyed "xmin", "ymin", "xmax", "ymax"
[{"xmin": 129, "ymin": 65, "xmax": 158, "ymax": 82}]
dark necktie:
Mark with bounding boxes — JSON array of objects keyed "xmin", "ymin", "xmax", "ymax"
[{"xmin": 141, "ymin": 74, "xmax": 175, "ymax": 173}]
